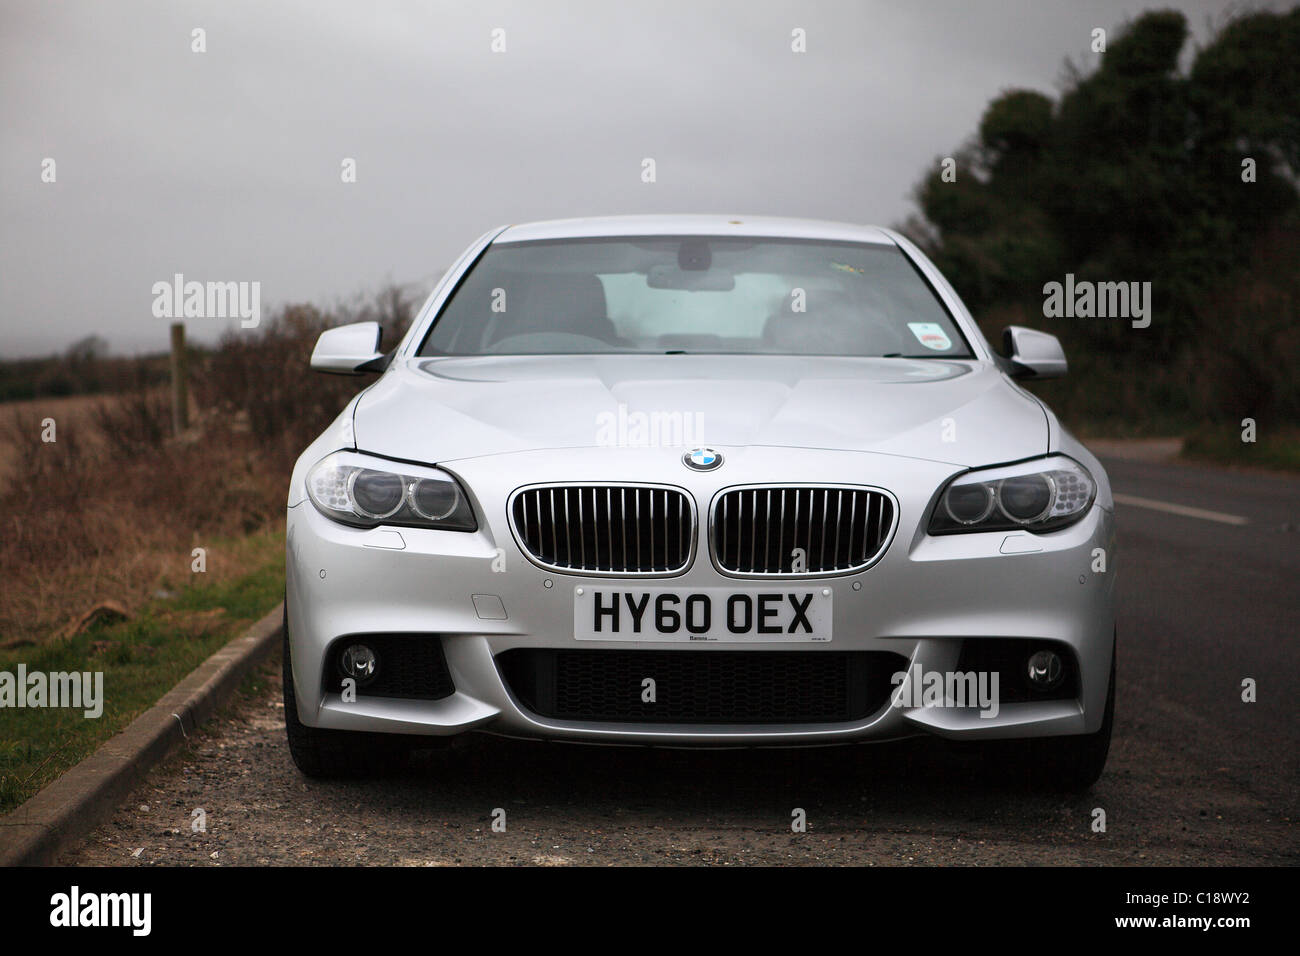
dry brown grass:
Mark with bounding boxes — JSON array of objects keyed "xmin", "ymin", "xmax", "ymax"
[
  {"xmin": 0, "ymin": 393, "xmax": 109, "ymax": 488},
  {"xmin": 0, "ymin": 397, "xmax": 284, "ymax": 648},
  {"xmin": 0, "ymin": 285, "xmax": 417, "ymax": 649}
]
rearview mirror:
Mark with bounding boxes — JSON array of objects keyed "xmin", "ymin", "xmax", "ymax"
[
  {"xmin": 310, "ymin": 322, "xmax": 387, "ymax": 375},
  {"xmin": 646, "ymin": 265, "xmax": 736, "ymax": 291},
  {"xmin": 1002, "ymin": 326, "xmax": 1067, "ymax": 379}
]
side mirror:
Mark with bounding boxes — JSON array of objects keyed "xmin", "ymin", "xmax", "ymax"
[
  {"xmin": 310, "ymin": 322, "xmax": 387, "ymax": 375},
  {"xmin": 1002, "ymin": 326, "xmax": 1067, "ymax": 379}
]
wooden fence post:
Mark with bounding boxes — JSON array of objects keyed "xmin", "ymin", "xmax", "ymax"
[{"xmin": 170, "ymin": 321, "xmax": 189, "ymax": 436}]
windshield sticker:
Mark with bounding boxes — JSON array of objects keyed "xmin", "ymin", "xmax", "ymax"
[
  {"xmin": 829, "ymin": 261, "xmax": 865, "ymax": 275},
  {"xmin": 907, "ymin": 322, "xmax": 952, "ymax": 351}
]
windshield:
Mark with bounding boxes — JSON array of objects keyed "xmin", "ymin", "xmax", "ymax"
[{"xmin": 418, "ymin": 236, "xmax": 973, "ymax": 358}]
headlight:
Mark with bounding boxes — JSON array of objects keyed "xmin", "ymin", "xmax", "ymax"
[
  {"xmin": 306, "ymin": 451, "xmax": 477, "ymax": 531},
  {"xmin": 928, "ymin": 456, "xmax": 1096, "ymax": 535}
]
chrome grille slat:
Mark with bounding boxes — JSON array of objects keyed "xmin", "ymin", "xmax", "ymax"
[
  {"xmin": 577, "ymin": 489, "xmax": 586, "ymax": 568},
  {"xmin": 650, "ymin": 489, "xmax": 660, "ymax": 572},
  {"xmin": 722, "ymin": 494, "xmax": 730, "ymax": 569},
  {"xmin": 833, "ymin": 490, "xmax": 844, "ymax": 568},
  {"xmin": 548, "ymin": 488, "xmax": 558, "ymax": 565},
  {"xmin": 763, "ymin": 489, "xmax": 772, "ymax": 570},
  {"xmin": 522, "ymin": 490, "xmax": 533, "ymax": 550},
  {"xmin": 712, "ymin": 485, "xmax": 894, "ymax": 576},
  {"xmin": 563, "ymin": 490, "xmax": 572, "ymax": 567},
  {"xmin": 818, "ymin": 489, "xmax": 828, "ymax": 571},
  {"xmin": 748, "ymin": 489, "xmax": 757, "ymax": 573},
  {"xmin": 847, "ymin": 491, "xmax": 857, "ymax": 566},
  {"xmin": 681, "ymin": 489, "xmax": 691, "ymax": 564},
  {"xmin": 662, "ymin": 489, "xmax": 669, "ymax": 568},
  {"xmin": 793, "ymin": 489, "xmax": 801, "ymax": 564},
  {"xmin": 866, "ymin": 494, "xmax": 879, "ymax": 564},
  {"xmin": 777, "ymin": 489, "xmax": 786, "ymax": 568},
  {"xmin": 511, "ymin": 484, "xmax": 693, "ymax": 575}
]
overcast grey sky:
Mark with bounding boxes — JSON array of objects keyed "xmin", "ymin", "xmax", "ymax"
[{"xmin": 0, "ymin": 0, "xmax": 1262, "ymax": 356}]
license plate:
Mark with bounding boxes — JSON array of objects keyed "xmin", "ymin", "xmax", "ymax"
[{"xmin": 573, "ymin": 587, "xmax": 832, "ymax": 643}]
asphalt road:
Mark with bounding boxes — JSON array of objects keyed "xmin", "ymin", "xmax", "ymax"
[{"xmin": 65, "ymin": 455, "xmax": 1298, "ymax": 866}]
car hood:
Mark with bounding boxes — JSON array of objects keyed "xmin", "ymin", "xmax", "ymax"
[{"xmin": 351, "ymin": 354, "xmax": 1048, "ymax": 467}]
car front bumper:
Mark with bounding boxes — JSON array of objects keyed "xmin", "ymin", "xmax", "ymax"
[{"xmin": 285, "ymin": 446, "xmax": 1116, "ymax": 747}]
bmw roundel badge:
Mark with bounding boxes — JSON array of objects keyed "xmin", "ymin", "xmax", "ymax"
[{"xmin": 683, "ymin": 447, "xmax": 723, "ymax": 471}]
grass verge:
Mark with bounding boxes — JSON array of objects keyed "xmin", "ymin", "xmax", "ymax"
[
  {"xmin": 1181, "ymin": 426, "xmax": 1300, "ymax": 473},
  {"xmin": 0, "ymin": 528, "xmax": 284, "ymax": 815}
]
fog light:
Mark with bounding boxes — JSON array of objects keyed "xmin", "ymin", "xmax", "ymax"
[
  {"xmin": 340, "ymin": 644, "xmax": 378, "ymax": 685},
  {"xmin": 1026, "ymin": 649, "xmax": 1063, "ymax": 689}
]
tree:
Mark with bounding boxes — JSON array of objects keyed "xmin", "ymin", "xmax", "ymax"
[{"xmin": 903, "ymin": 7, "xmax": 1300, "ymax": 426}]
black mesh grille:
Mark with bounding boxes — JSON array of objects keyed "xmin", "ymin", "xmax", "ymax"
[
  {"xmin": 713, "ymin": 486, "xmax": 894, "ymax": 574},
  {"xmin": 496, "ymin": 649, "xmax": 906, "ymax": 724},
  {"xmin": 322, "ymin": 634, "xmax": 455, "ymax": 700},
  {"xmin": 511, "ymin": 485, "xmax": 693, "ymax": 574}
]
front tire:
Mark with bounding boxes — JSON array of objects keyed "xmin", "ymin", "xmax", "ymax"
[{"xmin": 281, "ymin": 606, "xmax": 410, "ymax": 778}]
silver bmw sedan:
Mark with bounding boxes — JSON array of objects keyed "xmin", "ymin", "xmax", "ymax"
[{"xmin": 283, "ymin": 215, "xmax": 1116, "ymax": 790}]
